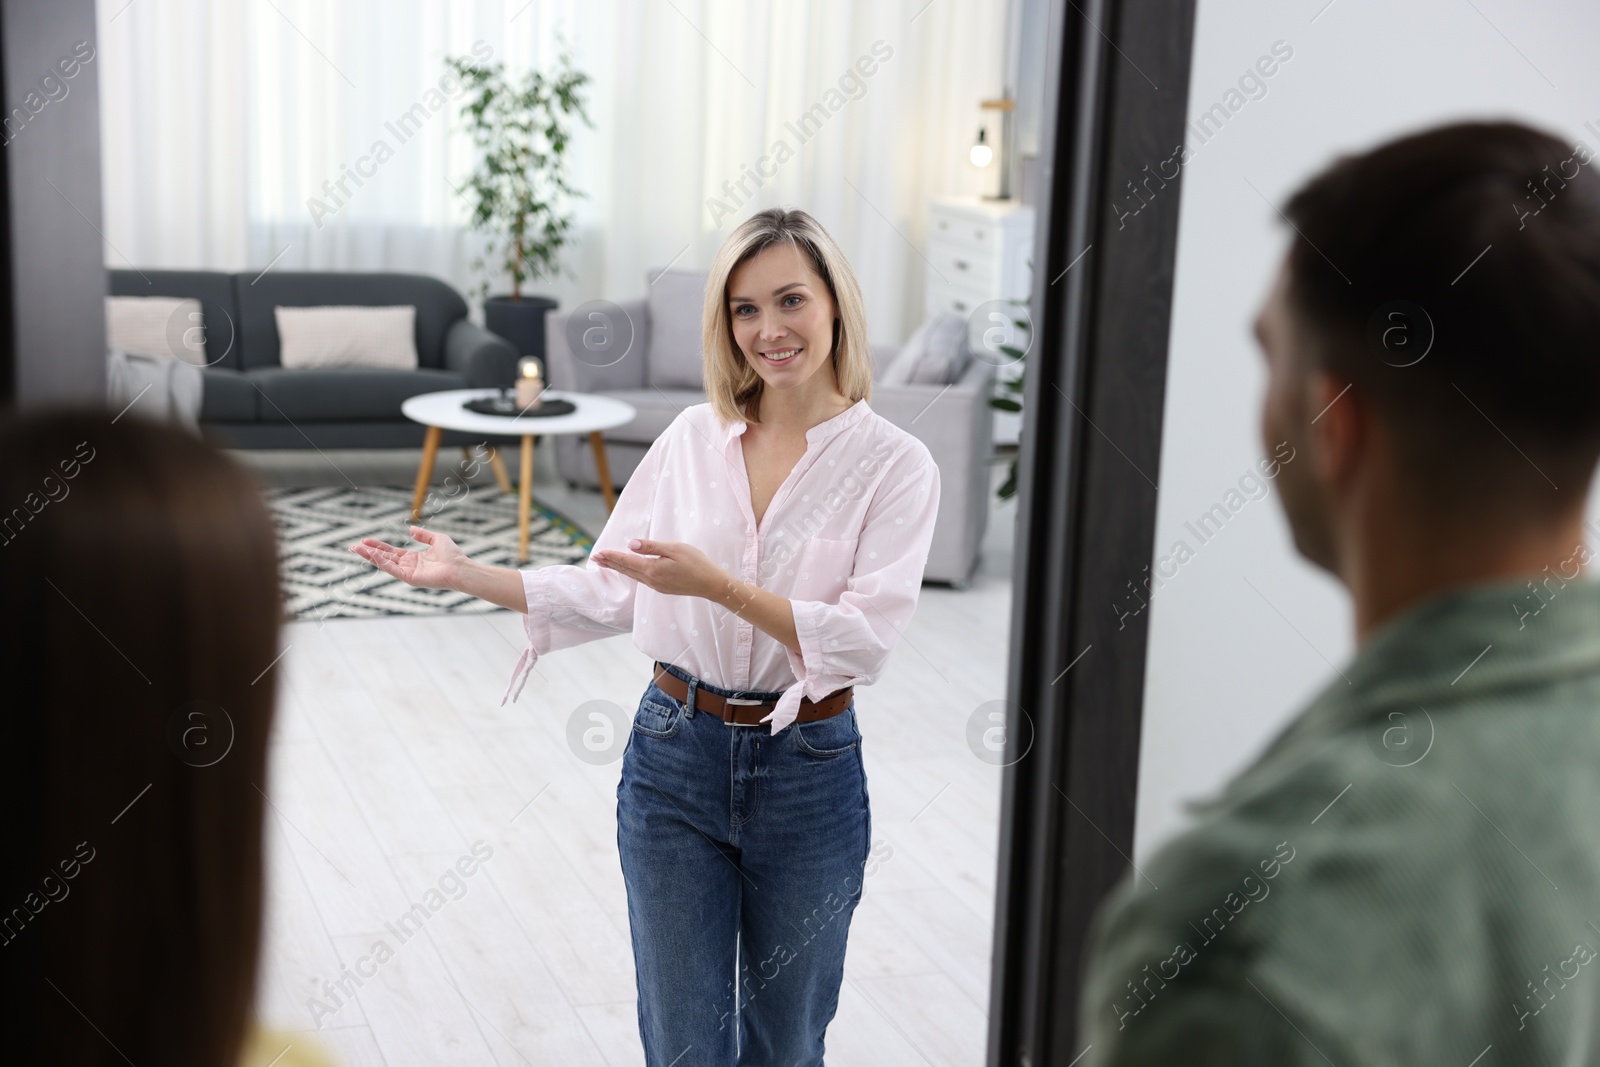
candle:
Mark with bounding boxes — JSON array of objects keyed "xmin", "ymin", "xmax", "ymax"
[{"xmin": 515, "ymin": 357, "xmax": 544, "ymax": 410}]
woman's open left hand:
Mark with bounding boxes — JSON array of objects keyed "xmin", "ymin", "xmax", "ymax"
[{"xmin": 592, "ymin": 538, "xmax": 723, "ymax": 600}]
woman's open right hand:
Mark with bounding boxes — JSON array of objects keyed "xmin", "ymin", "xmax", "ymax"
[{"xmin": 350, "ymin": 526, "xmax": 465, "ymax": 590}]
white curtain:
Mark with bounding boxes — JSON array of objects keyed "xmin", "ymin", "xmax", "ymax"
[{"xmin": 96, "ymin": 0, "xmax": 1007, "ymax": 345}]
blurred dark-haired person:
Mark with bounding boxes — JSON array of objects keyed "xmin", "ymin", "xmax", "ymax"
[
  {"xmin": 1079, "ymin": 120, "xmax": 1600, "ymax": 1064},
  {"xmin": 0, "ymin": 410, "xmax": 336, "ymax": 1066}
]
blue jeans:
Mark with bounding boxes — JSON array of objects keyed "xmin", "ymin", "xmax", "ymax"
[{"xmin": 616, "ymin": 661, "xmax": 872, "ymax": 1066}]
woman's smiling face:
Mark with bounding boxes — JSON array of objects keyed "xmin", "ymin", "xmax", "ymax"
[{"xmin": 726, "ymin": 241, "xmax": 839, "ymax": 392}]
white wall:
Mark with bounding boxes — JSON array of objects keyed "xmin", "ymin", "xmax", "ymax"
[{"xmin": 1135, "ymin": 0, "xmax": 1600, "ymax": 861}]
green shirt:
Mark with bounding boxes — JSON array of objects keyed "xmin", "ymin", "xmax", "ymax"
[{"xmin": 1079, "ymin": 575, "xmax": 1600, "ymax": 1065}]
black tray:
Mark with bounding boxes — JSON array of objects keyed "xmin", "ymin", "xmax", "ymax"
[{"xmin": 464, "ymin": 396, "xmax": 576, "ymax": 418}]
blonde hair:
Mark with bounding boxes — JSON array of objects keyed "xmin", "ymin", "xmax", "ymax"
[{"xmin": 701, "ymin": 208, "xmax": 873, "ymax": 426}]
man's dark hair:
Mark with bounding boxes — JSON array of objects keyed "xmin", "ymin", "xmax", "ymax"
[
  {"xmin": 0, "ymin": 409, "xmax": 283, "ymax": 1065},
  {"xmin": 1283, "ymin": 119, "xmax": 1600, "ymax": 503}
]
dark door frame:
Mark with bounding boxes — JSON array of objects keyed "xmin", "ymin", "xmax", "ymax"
[
  {"xmin": 989, "ymin": 0, "xmax": 1198, "ymax": 1062},
  {"xmin": 0, "ymin": 0, "xmax": 107, "ymax": 409}
]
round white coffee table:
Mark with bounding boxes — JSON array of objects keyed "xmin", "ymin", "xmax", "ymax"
[{"xmin": 400, "ymin": 388, "xmax": 638, "ymax": 561}]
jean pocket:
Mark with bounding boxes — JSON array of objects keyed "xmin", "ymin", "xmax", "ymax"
[
  {"xmin": 792, "ymin": 706, "xmax": 861, "ymax": 758},
  {"xmin": 632, "ymin": 686, "xmax": 684, "ymax": 739}
]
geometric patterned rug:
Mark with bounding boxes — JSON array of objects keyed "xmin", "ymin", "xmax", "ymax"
[{"xmin": 264, "ymin": 485, "xmax": 596, "ymax": 621}]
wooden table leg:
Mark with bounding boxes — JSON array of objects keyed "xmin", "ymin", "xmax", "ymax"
[
  {"xmin": 409, "ymin": 425, "xmax": 444, "ymax": 521},
  {"xmin": 518, "ymin": 434, "xmax": 535, "ymax": 562},
  {"xmin": 589, "ymin": 430, "xmax": 618, "ymax": 514},
  {"xmin": 486, "ymin": 445, "xmax": 514, "ymax": 494}
]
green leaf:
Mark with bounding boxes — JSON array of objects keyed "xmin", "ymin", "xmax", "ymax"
[{"xmin": 444, "ymin": 47, "xmax": 591, "ymax": 290}]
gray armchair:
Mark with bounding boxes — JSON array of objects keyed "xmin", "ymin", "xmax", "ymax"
[{"xmin": 544, "ymin": 269, "xmax": 995, "ymax": 587}]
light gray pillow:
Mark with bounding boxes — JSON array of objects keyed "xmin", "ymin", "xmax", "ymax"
[
  {"xmin": 880, "ymin": 319, "xmax": 931, "ymax": 385},
  {"xmin": 884, "ymin": 312, "xmax": 972, "ymax": 386},
  {"xmin": 912, "ymin": 312, "xmax": 973, "ymax": 385},
  {"xmin": 645, "ymin": 268, "xmax": 707, "ymax": 389}
]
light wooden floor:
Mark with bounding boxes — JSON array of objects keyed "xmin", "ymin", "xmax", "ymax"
[{"xmin": 243, "ymin": 437, "xmax": 1017, "ymax": 1066}]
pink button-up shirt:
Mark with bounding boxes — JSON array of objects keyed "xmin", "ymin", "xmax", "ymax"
[{"xmin": 500, "ymin": 397, "xmax": 941, "ymax": 733}]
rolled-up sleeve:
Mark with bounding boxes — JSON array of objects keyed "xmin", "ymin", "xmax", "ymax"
[
  {"xmin": 501, "ymin": 431, "xmax": 664, "ymax": 704},
  {"xmin": 763, "ymin": 445, "xmax": 941, "ymax": 732}
]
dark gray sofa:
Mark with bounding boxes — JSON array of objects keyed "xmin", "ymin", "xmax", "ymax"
[{"xmin": 108, "ymin": 269, "xmax": 519, "ymax": 449}]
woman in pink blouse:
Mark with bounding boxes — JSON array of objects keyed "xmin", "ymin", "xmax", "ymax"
[{"xmin": 353, "ymin": 208, "xmax": 940, "ymax": 1065}]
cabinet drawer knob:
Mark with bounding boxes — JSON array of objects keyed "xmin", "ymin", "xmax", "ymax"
[{"xmin": 954, "ymin": 259, "xmax": 969, "ymax": 270}]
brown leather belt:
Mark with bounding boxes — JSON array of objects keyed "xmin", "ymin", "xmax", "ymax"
[{"xmin": 651, "ymin": 662, "xmax": 852, "ymax": 726}]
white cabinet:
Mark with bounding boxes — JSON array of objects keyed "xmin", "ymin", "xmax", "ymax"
[{"xmin": 925, "ymin": 196, "xmax": 1035, "ymax": 446}]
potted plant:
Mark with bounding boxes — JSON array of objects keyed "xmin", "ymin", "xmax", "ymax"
[
  {"xmin": 445, "ymin": 46, "xmax": 593, "ymax": 370},
  {"xmin": 989, "ymin": 297, "xmax": 1030, "ymax": 501}
]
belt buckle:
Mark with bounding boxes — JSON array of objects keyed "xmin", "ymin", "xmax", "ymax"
[{"xmin": 721, "ymin": 695, "xmax": 767, "ymax": 726}]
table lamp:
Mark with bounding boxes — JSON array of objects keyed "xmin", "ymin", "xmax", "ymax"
[{"xmin": 973, "ymin": 96, "xmax": 1015, "ymax": 200}]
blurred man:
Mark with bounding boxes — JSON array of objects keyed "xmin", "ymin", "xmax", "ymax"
[{"xmin": 1079, "ymin": 121, "xmax": 1600, "ymax": 1064}]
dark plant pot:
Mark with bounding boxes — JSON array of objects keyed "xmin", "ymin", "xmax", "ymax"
[{"xmin": 484, "ymin": 294, "xmax": 559, "ymax": 366}]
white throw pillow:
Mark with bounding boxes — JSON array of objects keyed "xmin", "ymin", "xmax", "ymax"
[
  {"xmin": 105, "ymin": 296, "xmax": 208, "ymax": 366},
  {"xmin": 275, "ymin": 305, "xmax": 418, "ymax": 370}
]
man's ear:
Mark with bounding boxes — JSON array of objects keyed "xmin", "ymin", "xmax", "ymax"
[{"xmin": 1307, "ymin": 372, "xmax": 1365, "ymax": 493}]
